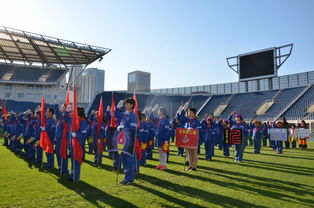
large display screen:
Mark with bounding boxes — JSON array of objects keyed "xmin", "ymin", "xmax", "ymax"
[{"xmin": 239, "ymin": 49, "xmax": 276, "ymax": 81}]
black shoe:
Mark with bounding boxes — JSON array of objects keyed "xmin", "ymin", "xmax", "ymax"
[
  {"xmin": 120, "ymin": 180, "xmax": 127, "ymax": 185},
  {"xmin": 192, "ymin": 168, "xmax": 197, "ymax": 171},
  {"xmin": 185, "ymin": 161, "xmax": 190, "ymax": 166},
  {"xmin": 187, "ymin": 167, "xmax": 193, "ymax": 171}
]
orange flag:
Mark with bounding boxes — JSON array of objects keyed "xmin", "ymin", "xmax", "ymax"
[
  {"xmin": 65, "ymin": 90, "xmax": 70, "ymax": 107},
  {"xmin": 110, "ymin": 92, "xmax": 117, "ymax": 128},
  {"xmin": 1, "ymin": 101, "xmax": 8, "ymax": 118},
  {"xmin": 39, "ymin": 96, "xmax": 54, "ymax": 154},
  {"xmin": 97, "ymin": 97, "xmax": 104, "ymax": 153},
  {"xmin": 133, "ymin": 90, "xmax": 140, "ymax": 128},
  {"xmin": 60, "ymin": 91, "xmax": 70, "ymax": 160},
  {"xmin": 71, "ymin": 87, "xmax": 83, "ymax": 164}
]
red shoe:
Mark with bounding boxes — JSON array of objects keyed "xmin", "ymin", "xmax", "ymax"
[
  {"xmin": 159, "ymin": 166, "xmax": 167, "ymax": 170},
  {"xmin": 155, "ymin": 165, "xmax": 161, "ymax": 169}
]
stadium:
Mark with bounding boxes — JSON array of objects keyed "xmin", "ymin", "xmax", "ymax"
[
  {"xmin": 1, "ymin": 1, "xmax": 314, "ymax": 208},
  {"xmin": 1, "ymin": 28, "xmax": 314, "ymax": 126}
]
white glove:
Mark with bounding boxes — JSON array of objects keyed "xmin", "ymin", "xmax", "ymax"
[
  {"xmin": 40, "ymin": 127, "xmax": 45, "ymax": 131},
  {"xmin": 152, "ymin": 104, "xmax": 159, "ymax": 112},
  {"xmin": 71, "ymin": 132, "xmax": 76, "ymax": 138},
  {"xmin": 177, "ymin": 105, "xmax": 183, "ymax": 114},
  {"xmin": 66, "ymin": 105, "xmax": 72, "ymax": 112},
  {"xmin": 183, "ymin": 102, "xmax": 189, "ymax": 111},
  {"xmin": 107, "ymin": 105, "xmax": 111, "ymax": 111},
  {"xmin": 117, "ymin": 125, "xmax": 124, "ymax": 131},
  {"xmin": 117, "ymin": 100, "xmax": 124, "ymax": 109},
  {"xmin": 55, "ymin": 98, "xmax": 61, "ymax": 105},
  {"xmin": 187, "ymin": 127, "xmax": 193, "ymax": 130}
]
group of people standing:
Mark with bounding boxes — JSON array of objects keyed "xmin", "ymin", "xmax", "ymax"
[{"xmin": 1, "ymin": 98, "xmax": 311, "ymax": 185}]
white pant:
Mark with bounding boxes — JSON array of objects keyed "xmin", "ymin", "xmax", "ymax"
[{"xmin": 158, "ymin": 147, "xmax": 167, "ymax": 166}]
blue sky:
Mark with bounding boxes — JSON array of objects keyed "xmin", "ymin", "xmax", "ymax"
[{"xmin": 1, "ymin": 0, "xmax": 314, "ymax": 90}]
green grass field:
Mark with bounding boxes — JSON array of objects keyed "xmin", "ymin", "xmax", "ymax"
[{"xmin": 0, "ymin": 137, "xmax": 313, "ymax": 208}]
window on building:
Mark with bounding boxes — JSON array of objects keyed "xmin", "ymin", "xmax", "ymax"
[
  {"xmin": 17, "ymin": 93, "xmax": 24, "ymax": 98},
  {"xmin": 27, "ymin": 85, "xmax": 33, "ymax": 90},
  {"xmin": 36, "ymin": 85, "xmax": 43, "ymax": 90},
  {"xmin": 4, "ymin": 92, "xmax": 11, "ymax": 98},
  {"xmin": 5, "ymin": 84, "xmax": 12, "ymax": 90}
]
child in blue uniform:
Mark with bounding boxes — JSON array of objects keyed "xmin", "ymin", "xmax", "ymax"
[
  {"xmin": 115, "ymin": 98, "xmax": 138, "ymax": 185},
  {"xmin": 70, "ymin": 107, "xmax": 89, "ymax": 182},
  {"xmin": 204, "ymin": 118, "xmax": 216, "ymax": 161},
  {"xmin": 177, "ymin": 104, "xmax": 201, "ymax": 171},
  {"xmin": 44, "ymin": 108, "xmax": 56, "ymax": 169},
  {"xmin": 149, "ymin": 105, "xmax": 171, "ymax": 171},
  {"xmin": 252, "ymin": 120, "xmax": 263, "ymax": 154}
]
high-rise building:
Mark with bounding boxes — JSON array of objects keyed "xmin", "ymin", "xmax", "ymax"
[
  {"xmin": 127, "ymin": 70, "xmax": 151, "ymax": 92},
  {"xmin": 76, "ymin": 68, "xmax": 105, "ymax": 104}
]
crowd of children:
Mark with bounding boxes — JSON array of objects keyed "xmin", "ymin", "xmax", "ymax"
[{"xmin": 0, "ymin": 100, "xmax": 311, "ymax": 185}]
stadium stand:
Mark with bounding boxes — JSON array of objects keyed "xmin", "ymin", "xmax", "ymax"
[
  {"xmin": 0, "ymin": 63, "xmax": 67, "ymax": 84},
  {"xmin": 282, "ymin": 85, "xmax": 314, "ymax": 120}
]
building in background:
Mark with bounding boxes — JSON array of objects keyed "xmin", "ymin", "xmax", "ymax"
[
  {"xmin": 76, "ymin": 68, "xmax": 105, "ymax": 104},
  {"xmin": 127, "ymin": 70, "xmax": 151, "ymax": 92},
  {"xmin": 0, "ymin": 63, "xmax": 67, "ymax": 105}
]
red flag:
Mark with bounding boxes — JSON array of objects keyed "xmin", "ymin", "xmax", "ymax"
[
  {"xmin": 97, "ymin": 97, "xmax": 104, "ymax": 153},
  {"xmin": 71, "ymin": 87, "xmax": 83, "ymax": 164},
  {"xmin": 40, "ymin": 96, "xmax": 46, "ymax": 127},
  {"xmin": 133, "ymin": 90, "xmax": 140, "ymax": 128},
  {"xmin": 1, "ymin": 101, "xmax": 8, "ymax": 118},
  {"xmin": 39, "ymin": 96, "xmax": 54, "ymax": 154},
  {"xmin": 59, "ymin": 122, "xmax": 69, "ymax": 160},
  {"xmin": 65, "ymin": 90, "xmax": 70, "ymax": 107},
  {"xmin": 110, "ymin": 93, "xmax": 117, "ymax": 128},
  {"xmin": 60, "ymin": 91, "xmax": 70, "ymax": 160},
  {"xmin": 135, "ymin": 138, "xmax": 142, "ymax": 160}
]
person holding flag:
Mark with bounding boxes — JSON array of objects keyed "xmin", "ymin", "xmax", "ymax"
[
  {"xmin": 92, "ymin": 98, "xmax": 106, "ymax": 165},
  {"xmin": 33, "ymin": 111, "xmax": 43, "ymax": 164},
  {"xmin": 68, "ymin": 87, "xmax": 87, "ymax": 182},
  {"xmin": 69, "ymin": 107, "xmax": 89, "ymax": 182},
  {"xmin": 43, "ymin": 108, "xmax": 56, "ymax": 168},
  {"xmin": 54, "ymin": 100, "xmax": 71, "ymax": 175},
  {"xmin": 114, "ymin": 98, "xmax": 138, "ymax": 185}
]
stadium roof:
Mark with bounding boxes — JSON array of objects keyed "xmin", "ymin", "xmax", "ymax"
[{"xmin": 0, "ymin": 26, "xmax": 111, "ymax": 67}]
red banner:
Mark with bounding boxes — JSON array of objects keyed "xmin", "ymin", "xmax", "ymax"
[{"xmin": 175, "ymin": 128, "xmax": 199, "ymax": 149}]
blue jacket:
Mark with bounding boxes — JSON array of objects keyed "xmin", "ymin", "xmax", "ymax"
[
  {"xmin": 149, "ymin": 112, "xmax": 170, "ymax": 146},
  {"xmin": 205, "ymin": 125, "xmax": 217, "ymax": 144},
  {"xmin": 46, "ymin": 117, "xmax": 56, "ymax": 144},
  {"xmin": 115, "ymin": 110, "xmax": 138, "ymax": 129},
  {"xmin": 33, "ymin": 119, "xmax": 41, "ymax": 141},
  {"xmin": 177, "ymin": 110, "xmax": 201, "ymax": 130},
  {"xmin": 24, "ymin": 118, "xmax": 35, "ymax": 139}
]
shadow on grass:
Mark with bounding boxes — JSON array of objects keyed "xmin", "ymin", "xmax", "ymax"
[
  {"xmin": 133, "ymin": 183, "xmax": 207, "ymax": 208},
  {"xmin": 161, "ymin": 168, "xmax": 314, "ymax": 207},
  {"xmin": 57, "ymin": 178, "xmax": 138, "ymax": 208},
  {"xmin": 244, "ymin": 151, "xmax": 314, "ymax": 160},
  {"xmin": 211, "ymin": 158, "xmax": 314, "ymax": 176},
  {"xmin": 137, "ymin": 173, "xmax": 267, "ymax": 208}
]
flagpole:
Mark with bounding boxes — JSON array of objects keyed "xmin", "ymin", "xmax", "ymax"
[
  {"xmin": 60, "ymin": 157, "xmax": 63, "ymax": 177},
  {"xmin": 41, "ymin": 148, "xmax": 44, "ymax": 170},
  {"xmin": 115, "ymin": 153, "xmax": 121, "ymax": 186},
  {"xmin": 184, "ymin": 149, "xmax": 187, "ymax": 171},
  {"xmin": 73, "ymin": 147, "xmax": 76, "ymax": 183}
]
